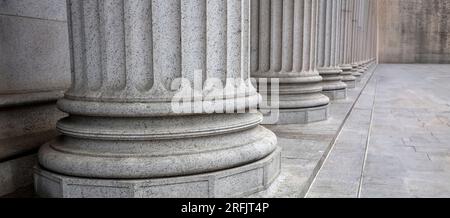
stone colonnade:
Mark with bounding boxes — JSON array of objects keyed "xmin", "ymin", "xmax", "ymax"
[
  {"xmin": 34, "ymin": 0, "xmax": 378, "ymax": 198},
  {"xmin": 251, "ymin": 0, "xmax": 330, "ymax": 124}
]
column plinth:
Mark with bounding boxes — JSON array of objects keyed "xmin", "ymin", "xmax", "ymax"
[
  {"xmin": 318, "ymin": 67, "xmax": 347, "ymax": 99},
  {"xmin": 34, "ymin": 0, "xmax": 281, "ymax": 198},
  {"xmin": 251, "ymin": 0, "xmax": 330, "ymax": 124},
  {"xmin": 351, "ymin": 63, "xmax": 363, "ymax": 82},
  {"xmin": 340, "ymin": 64, "xmax": 356, "ymax": 88}
]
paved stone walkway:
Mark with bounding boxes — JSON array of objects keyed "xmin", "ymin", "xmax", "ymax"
[
  {"xmin": 253, "ymin": 64, "xmax": 378, "ymax": 198},
  {"xmin": 307, "ymin": 64, "xmax": 450, "ymax": 198},
  {"xmin": 6, "ymin": 64, "xmax": 450, "ymax": 198}
]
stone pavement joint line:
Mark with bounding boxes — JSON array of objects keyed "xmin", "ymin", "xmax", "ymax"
[
  {"xmin": 306, "ymin": 68, "xmax": 378, "ymax": 198},
  {"xmin": 252, "ymin": 64, "xmax": 378, "ymax": 198},
  {"xmin": 308, "ymin": 64, "xmax": 450, "ymax": 198},
  {"xmin": 357, "ymin": 77, "xmax": 378, "ymax": 197}
]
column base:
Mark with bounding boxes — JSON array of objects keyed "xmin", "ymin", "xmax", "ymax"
[
  {"xmin": 34, "ymin": 147, "xmax": 282, "ymax": 198},
  {"xmin": 352, "ymin": 70, "xmax": 363, "ymax": 82},
  {"xmin": 361, "ymin": 66, "xmax": 369, "ymax": 72},
  {"xmin": 344, "ymin": 80, "xmax": 357, "ymax": 89},
  {"xmin": 262, "ymin": 105, "xmax": 329, "ymax": 125},
  {"xmin": 322, "ymin": 88, "xmax": 347, "ymax": 100}
]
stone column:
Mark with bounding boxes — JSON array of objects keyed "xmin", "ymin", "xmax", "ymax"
[
  {"xmin": 251, "ymin": 0, "xmax": 330, "ymax": 124},
  {"xmin": 355, "ymin": 0, "xmax": 365, "ymax": 72},
  {"xmin": 317, "ymin": 0, "xmax": 347, "ymax": 100},
  {"xmin": 363, "ymin": 0, "xmax": 372, "ymax": 68},
  {"xmin": 357, "ymin": 0, "xmax": 370, "ymax": 73},
  {"xmin": 360, "ymin": 0, "xmax": 370, "ymax": 72},
  {"xmin": 368, "ymin": 0, "xmax": 376, "ymax": 66},
  {"xmin": 372, "ymin": 0, "xmax": 377, "ymax": 63},
  {"xmin": 350, "ymin": 0, "xmax": 363, "ymax": 81},
  {"xmin": 340, "ymin": 0, "xmax": 357, "ymax": 88},
  {"xmin": 372, "ymin": 0, "xmax": 378, "ymax": 63},
  {"xmin": 34, "ymin": 0, "xmax": 281, "ymax": 198}
]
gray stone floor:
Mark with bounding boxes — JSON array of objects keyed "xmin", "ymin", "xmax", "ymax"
[
  {"xmin": 6, "ymin": 64, "xmax": 450, "ymax": 198},
  {"xmin": 253, "ymin": 64, "xmax": 378, "ymax": 198},
  {"xmin": 307, "ymin": 64, "xmax": 450, "ymax": 198}
]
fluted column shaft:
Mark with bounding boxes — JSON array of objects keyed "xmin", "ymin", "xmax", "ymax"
[
  {"xmin": 368, "ymin": 0, "xmax": 375, "ymax": 62},
  {"xmin": 356, "ymin": 0, "xmax": 370, "ymax": 72},
  {"xmin": 35, "ymin": 0, "xmax": 280, "ymax": 198},
  {"xmin": 365, "ymin": 0, "xmax": 377, "ymax": 65},
  {"xmin": 353, "ymin": 0, "xmax": 365, "ymax": 72},
  {"xmin": 357, "ymin": 0, "xmax": 364, "ymax": 65},
  {"xmin": 362, "ymin": 0, "xmax": 378, "ymax": 68},
  {"xmin": 317, "ymin": 0, "xmax": 347, "ymax": 100},
  {"xmin": 251, "ymin": 0, "xmax": 330, "ymax": 124},
  {"xmin": 361, "ymin": 0, "xmax": 379, "ymax": 72},
  {"xmin": 361, "ymin": 0, "xmax": 372, "ymax": 70},
  {"xmin": 340, "ymin": 0, "xmax": 357, "ymax": 88},
  {"xmin": 372, "ymin": 0, "xmax": 378, "ymax": 62},
  {"xmin": 349, "ymin": 0, "xmax": 363, "ymax": 80}
]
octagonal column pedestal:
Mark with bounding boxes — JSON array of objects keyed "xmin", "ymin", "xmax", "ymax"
[
  {"xmin": 340, "ymin": 64, "xmax": 356, "ymax": 88},
  {"xmin": 34, "ymin": 0, "xmax": 281, "ymax": 198},
  {"xmin": 355, "ymin": 61, "xmax": 368, "ymax": 75},
  {"xmin": 317, "ymin": 0, "xmax": 347, "ymax": 100},
  {"xmin": 251, "ymin": 0, "xmax": 330, "ymax": 125},
  {"xmin": 351, "ymin": 63, "xmax": 363, "ymax": 82},
  {"xmin": 360, "ymin": 60, "xmax": 370, "ymax": 72}
]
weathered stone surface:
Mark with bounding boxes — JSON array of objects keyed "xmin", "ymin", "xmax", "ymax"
[{"xmin": 378, "ymin": 0, "xmax": 450, "ymax": 64}]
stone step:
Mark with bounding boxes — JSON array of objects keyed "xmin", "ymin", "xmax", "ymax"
[{"xmin": 306, "ymin": 70, "xmax": 378, "ymax": 198}]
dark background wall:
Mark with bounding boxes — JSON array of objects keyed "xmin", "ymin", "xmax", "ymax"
[{"xmin": 378, "ymin": 0, "xmax": 450, "ymax": 63}]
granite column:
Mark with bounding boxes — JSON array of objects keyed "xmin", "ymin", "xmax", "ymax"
[
  {"xmin": 34, "ymin": 0, "xmax": 281, "ymax": 198},
  {"xmin": 350, "ymin": 0, "xmax": 363, "ymax": 81},
  {"xmin": 340, "ymin": 0, "xmax": 357, "ymax": 88},
  {"xmin": 251, "ymin": 0, "xmax": 330, "ymax": 124},
  {"xmin": 317, "ymin": 0, "xmax": 347, "ymax": 100}
]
